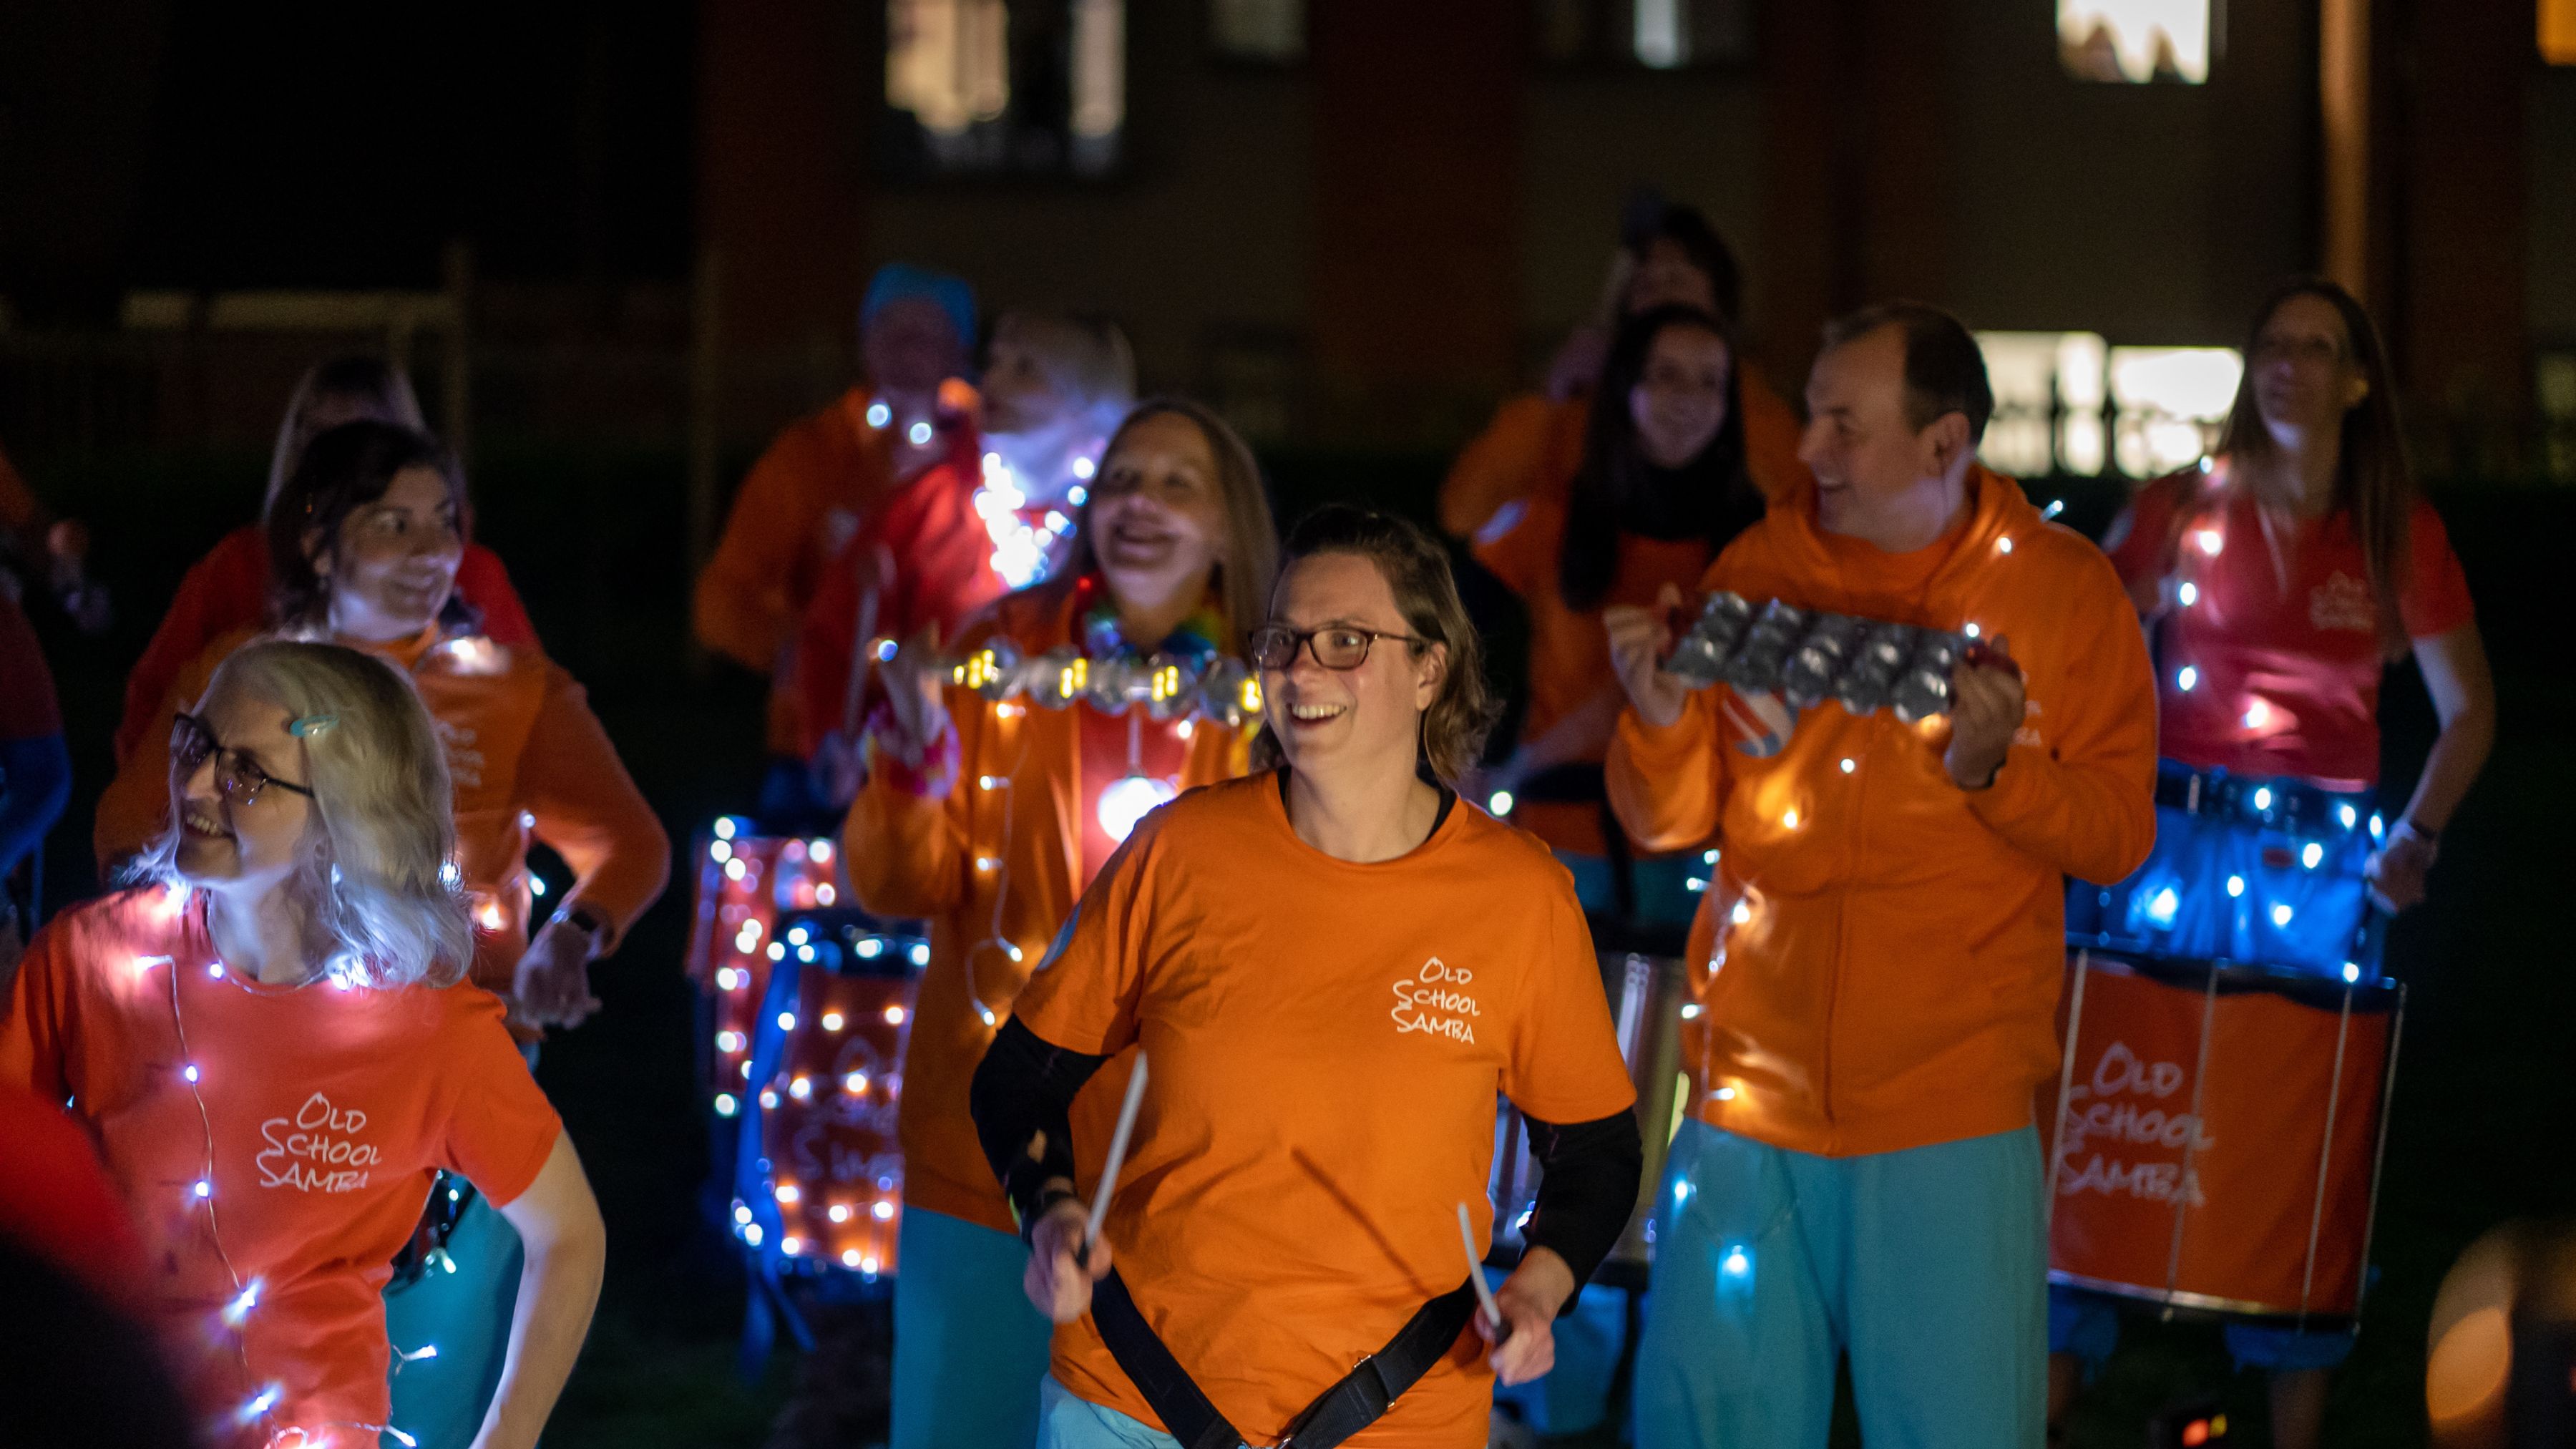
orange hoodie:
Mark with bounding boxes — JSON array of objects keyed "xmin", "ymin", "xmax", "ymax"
[
  {"xmin": 1606, "ymin": 467, "xmax": 2156, "ymax": 1158},
  {"xmin": 1437, "ymin": 361, "xmax": 1807, "ymax": 540},
  {"xmin": 841, "ymin": 577, "xmax": 1257, "ymax": 1234},
  {"xmin": 96, "ymin": 626, "xmax": 671, "ymax": 1010}
]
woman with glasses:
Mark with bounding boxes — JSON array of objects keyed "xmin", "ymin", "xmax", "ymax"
[
  {"xmin": 2049, "ymin": 278, "xmax": 2497, "ymax": 1449},
  {"xmin": 94, "ymin": 419, "xmax": 665, "ymax": 1448},
  {"xmin": 971, "ymin": 504, "xmax": 1642, "ymax": 1449},
  {"xmin": 839, "ymin": 399, "xmax": 1274, "ymax": 1449},
  {"xmin": 4, "ymin": 639, "xmax": 604, "ymax": 1449},
  {"xmin": 114, "ymin": 356, "xmax": 540, "ymax": 766},
  {"xmin": 1470, "ymin": 303, "xmax": 1775, "ymax": 958}
]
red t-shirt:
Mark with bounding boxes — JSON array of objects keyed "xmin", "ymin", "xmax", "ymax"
[
  {"xmin": 0, "ymin": 1082, "xmax": 149, "ymax": 1309},
  {"xmin": 794, "ymin": 452, "xmax": 1008, "ymax": 758},
  {"xmin": 2104, "ymin": 468, "xmax": 2475, "ymax": 789},
  {"xmin": 0, "ymin": 889, "xmax": 562, "ymax": 1448},
  {"xmin": 0, "ymin": 590, "xmax": 62, "ymax": 741}
]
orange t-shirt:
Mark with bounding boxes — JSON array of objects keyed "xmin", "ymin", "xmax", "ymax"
[
  {"xmin": 0, "ymin": 889, "xmax": 560, "ymax": 1448},
  {"xmin": 1013, "ymin": 775, "xmax": 1636, "ymax": 1446}
]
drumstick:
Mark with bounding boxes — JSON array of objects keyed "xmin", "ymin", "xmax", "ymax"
[
  {"xmin": 1456, "ymin": 1202, "xmax": 1512, "ymax": 1342},
  {"xmin": 1085, "ymin": 1055, "xmax": 1149, "ymax": 1250}
]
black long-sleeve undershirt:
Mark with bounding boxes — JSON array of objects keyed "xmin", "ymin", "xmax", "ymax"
[{"xmin": 969, "ymin": 1016, "xmax": 1646, "ymax": 1301}]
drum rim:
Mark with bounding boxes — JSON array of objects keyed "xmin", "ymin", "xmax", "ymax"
[
  {"xmin": 2049, "ymin": 1269, "xmax": 2359, "ymax": 1328},
  {"xmin": 2073, "ymin": 947, "xmax": 2400, "ymax": 1010}
]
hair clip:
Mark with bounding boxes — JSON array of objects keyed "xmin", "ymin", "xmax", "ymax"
[{"xmin": 288, "ymin": 714, "xmax": 338, "ymax": 737}]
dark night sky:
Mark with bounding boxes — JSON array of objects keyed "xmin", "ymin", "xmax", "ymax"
[{"xmin": 1, "ymin": 1, "xmax": 696, "ymax": 316}]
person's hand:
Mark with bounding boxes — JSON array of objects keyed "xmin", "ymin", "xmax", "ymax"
[
  {"xmin": 2366, "ymin": 826, "xmax": 2438, "ymax": 912},
  {"xmin": 512, "ymin": 919, "xmax": 602, "ymax": 1030},
  {"xmin": 1945, "ymin": 638, "xmax": 2025, "ymax": 791},
  {"xmin": 879, "ymin": 627, "xmax": 951, "ymax": 767},
  {"xmin": 1604, "ymin": 582, "xmax": 1690, "ymax": 730},
  {"xmin": 1478, "ymin": 1246, "xmax": 1575, "ymax": 1387},
  {"xmin": 1024, "ymin": 1196, "xmax": 1108, "ymax": 1324}
]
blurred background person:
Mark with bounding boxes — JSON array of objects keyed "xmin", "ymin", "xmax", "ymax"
[
  {"xmin": 2052, "ymin": 278, "xmax": 2497, "ymax": 1449},
  {"xmin": 0, "ymin": 588, "xmax": 71, "ymax": 980},
  {"xmin": 1470, "ymin": 302, "xmax": 1770, "ymax": 948},
  {"xmin": 114, "ymin": 356, "xmax": 538, "ymax": 765},
  {"xmin": 0, "ymin": 434, "xmax": 110, "ymax": 635},
  {"xmin": 693, "ymin": 263, "xmax": 978, "ymax": 822},
  {"xmin": 4, "ymin": 639, "xmax": 605, "ymax": 1449},
  {"xmin": 841, "ymin": 397, "xmax": 1276, "ymax": 1449},
  {"xmin": 1441, "ymin": 194, "xmax": 1802, "ymax": 543},
  {"xmin": 796, "ymin": 311, "xmax": 1138, "ymax": 796}
]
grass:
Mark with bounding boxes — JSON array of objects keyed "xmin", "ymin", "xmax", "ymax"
[{"xmin": 16, "ymin": 444, "xmax": 2569, "ymax": 1448}]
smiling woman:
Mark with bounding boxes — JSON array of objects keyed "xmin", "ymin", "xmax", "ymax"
[
  {"xmin": 834, "ymin": 397, "xmax": 1276, "ymax": 1449},
  {"xmin": 6, "ymin": 640, "xmax": 605, "ymax": 1449},
  {"xmin": 969, "ymin": 504, "xmax": 1642, "ymax": 1449}
]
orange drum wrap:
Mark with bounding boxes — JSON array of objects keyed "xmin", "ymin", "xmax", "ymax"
[{"xmin": 2043, "ymin": 951, "xmax": 2402, "ymax": 1321}]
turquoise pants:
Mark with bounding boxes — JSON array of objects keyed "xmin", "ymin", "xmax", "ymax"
[
  {"xmin": 1635, "ymin": 1121, "xmax": 2046, "ymax": 1449},
  {"xmin": 1036, "ymin": 1374, "xmax": 1181, "ymax": 1448},
  {"xmin": 382, "ymin": 1184, "xmax": 522, "ymax": 1449},
  {"xmin": 892, "ymin": 1206, "xmax": 1057, "ymax": 1449}
]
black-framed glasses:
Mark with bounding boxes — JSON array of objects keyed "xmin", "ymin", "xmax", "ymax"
[
  {"xmin": 170, "ymin": 712, "xmax": 315, "ymax": 806},
  {"xmin": 1247, "ymin": 625, "xmax": 1428, "ymax": 672}
]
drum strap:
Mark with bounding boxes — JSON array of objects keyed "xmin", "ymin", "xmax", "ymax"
[{"xmin": 1089, "ymin": 1267, "xmax": 1480, "ymax": 1449}]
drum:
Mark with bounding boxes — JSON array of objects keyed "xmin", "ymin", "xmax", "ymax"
[
  {"xmin": 1490, "ymin": 950, "xmax": 1689, "ymax": 1286},
  {"xmin": 2044, "ymin": 949, "xmax": 2402, "ymax": 1323},
  {"xmin": 686, "ymin": 817, "xmax": 857, "ymax": 1108},
  {"xmin": 729, "ymin": 909, "xmax": 928, "ymax": 1280}
]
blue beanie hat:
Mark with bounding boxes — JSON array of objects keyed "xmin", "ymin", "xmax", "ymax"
[{"xmin": 862, "ymin": 263, "xmax": 978, "ymax": 346}]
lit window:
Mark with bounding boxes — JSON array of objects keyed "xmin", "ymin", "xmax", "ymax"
[
  {"xmin": 2059, "ymin": 1, "xmax": 2213, "ymax": 84},
  {"xmin": 1533, "ymin": 0, "xmax": 1752, "ymax": 69},
  {"xmin": 884, "ymin": 0, "xmax": 1123, "ymax": 177},
  {"xmin": 1978, "ymin": 332, "xmax": 2106, "ymax": 477},
  {"xmin": 1209, "ymin": 0, "xmax": 1304, "ymax": 62},
  {"xmin": 2539, "ymin": 352, "xmax": 2576, "ymax": 482},
  {"xmin": 1978, "ymin": 332, "xmax": 2239, "ymax": 479},
  {"xmin": 2547, "ymin": 0, "xmax": 2576, "ymax": 65},
  {"xmin": 2108, "ymin": 347, "xmax": 2240, "ymax": 477}
]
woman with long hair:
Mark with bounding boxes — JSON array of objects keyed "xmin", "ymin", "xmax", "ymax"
[
  {"xmin": 971, "ymin": 505, "xmax": 1641, "ymax": 1449},
  {"xmin": 5, "ymin": 640, "xmax": 604, "ymax": 1448},
  {"xmin": 1440, "ymin": 200, "xmax": 1803, "ymax": 542},
  {"xmin": 114, "ymin": 357, "xmax": 538, "ymax": 763},
  {"xmin": 841, "ymin": 398, "xmax": 1275, "ymax": 1449},
  {"xmin": 2051, "ymin": 278, "xmax": 2497, "ymax": 1449},
  {"xmin": 1471, "ymin": 303, "xmax": 1767, "ymax": 947}
]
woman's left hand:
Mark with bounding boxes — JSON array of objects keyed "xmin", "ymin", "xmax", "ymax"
[
  {"xmin": 1478, "ymin": 1246, "xmax": 1576, "ymax": 1386},
  {"xmin": 513, "ymin": 921, "xmax": 602, "ymax": 1030},
  {"xmin": 2366, "ymin": 830, "xmax": 2438, "ymax": 912}
]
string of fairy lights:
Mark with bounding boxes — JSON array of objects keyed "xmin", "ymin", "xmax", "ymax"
[{"xmin": 130, "ymin": 883, "xmax": 436, "ymax": 1448}]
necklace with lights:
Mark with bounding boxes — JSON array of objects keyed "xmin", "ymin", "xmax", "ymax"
[
  {"xmin": 135, "ymin": 884, "xmax": 437, "ymax": 1448},
  {"xmin": 941, "ymin": 580, "xmax": 1234, "ymax": 1032}
]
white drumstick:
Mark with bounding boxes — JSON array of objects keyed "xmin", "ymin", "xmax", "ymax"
[
  {"xmin": 1085, "ymin": 1054, "xmax": 1149, "ymax": 1249},
  {"xmin": 1457, "ymin": 1202, "xmax": 1508, "ymax": 1337}
]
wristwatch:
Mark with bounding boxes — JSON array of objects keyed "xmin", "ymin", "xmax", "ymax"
[{"xmin": 552, "ymin": 902, "xmax": 615, "ymax": 957}]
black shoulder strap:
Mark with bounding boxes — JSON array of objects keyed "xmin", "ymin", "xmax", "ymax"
[
  {"xmin": 1088, "ymin": 1267, "xmax": 1481, "ymax": 1449},
  {"xmin": 1091, "ymin": 1269, "xmax": 1246, "ymax": 1449}
]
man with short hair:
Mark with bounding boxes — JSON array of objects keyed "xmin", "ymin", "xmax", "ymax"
[{"xmin": 1604, "ymin": 303, "xmax": 2158, "ymax": 1447}]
